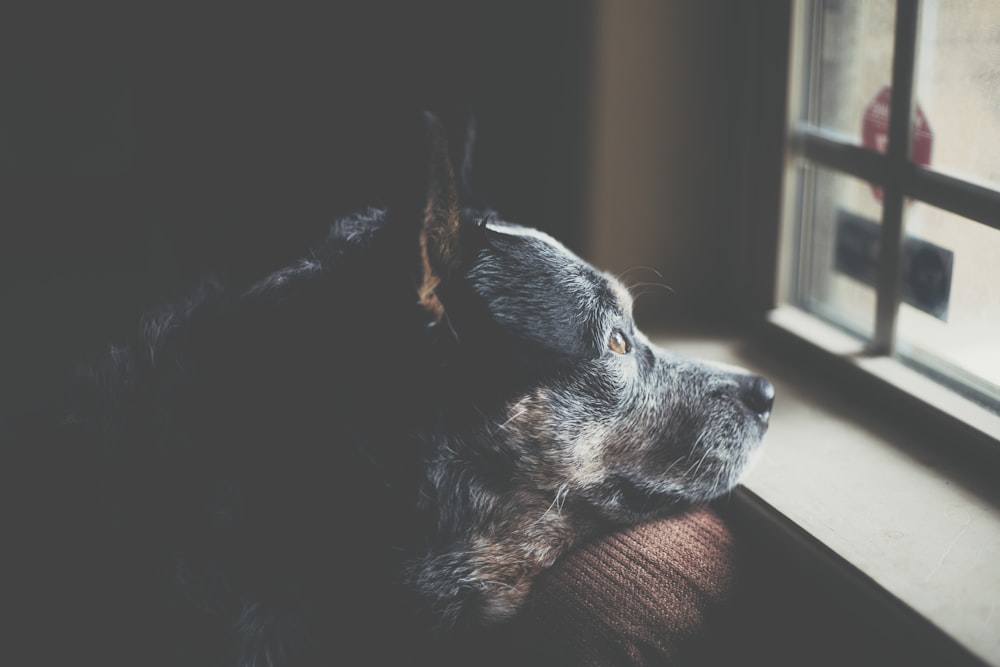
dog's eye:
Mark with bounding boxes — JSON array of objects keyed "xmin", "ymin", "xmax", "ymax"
[{"xmin": 608, "ymin": 330, "xmax": 630, "ymax": 355}]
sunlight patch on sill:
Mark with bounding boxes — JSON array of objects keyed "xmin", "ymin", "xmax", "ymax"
[{"xmin": 767, "ymin": 306, "xmax": 1000, "ymax": 444}]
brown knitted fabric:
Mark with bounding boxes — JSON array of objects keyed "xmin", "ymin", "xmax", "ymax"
[{"xmin": 509, "ymin": 507, "xmax": 740, "ymax": 666}]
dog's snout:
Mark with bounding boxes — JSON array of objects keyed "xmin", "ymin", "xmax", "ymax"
[{"xmin": 737, "ymin": 375, "xmax": 774, "ymax": 420}]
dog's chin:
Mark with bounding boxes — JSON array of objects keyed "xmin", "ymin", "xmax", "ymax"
[
  {"xmin": 618, "ymin": 478, "xmax": 692, "ymax": 521},
  {"xmin": 588, "ymin": 476, "xmax": 690, "ymax": 524},
  {"xmin": 595, "ymin": 461, "xmax": 753, "ymax": 524}
]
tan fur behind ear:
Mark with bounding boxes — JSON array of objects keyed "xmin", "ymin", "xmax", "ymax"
[
  {"xmin": 418, "ymin": 115, "xmax": 463, "ymax": 319},
  {"xmin": 418, "ymin": 234, "xmax": 445, "ymax": 319}
]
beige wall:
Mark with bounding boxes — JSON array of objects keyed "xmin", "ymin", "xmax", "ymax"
[
  {"xmin": 585, "ymin": 1, "xmax": 764, "ymax": 321},
  {"xmin": 589, "ymin": 1, "xmax": 694, "ymax": 270}
]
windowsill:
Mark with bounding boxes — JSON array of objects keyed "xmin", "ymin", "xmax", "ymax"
[{"xmin": 653, "ymin": 318, "xmax": 1000, "ymax": 667}]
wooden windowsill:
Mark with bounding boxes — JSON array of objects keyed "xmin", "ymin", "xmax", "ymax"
[{"xmin": 653, "ymin": 320, "xmax": 1000, "ymax": 667}]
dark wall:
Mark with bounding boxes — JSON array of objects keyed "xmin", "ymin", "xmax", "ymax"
[
  {"xmin": 584, "ymin": 0, "xmax": 789, "ymax": 326},
  {"xmin": 2, "ymin": 1, "xmax": 594, "ymax": 404}
]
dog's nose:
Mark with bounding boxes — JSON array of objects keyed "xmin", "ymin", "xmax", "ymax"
[{"xmin": 738, "ymin": 374, "xmax": 774, "ymax": 420}]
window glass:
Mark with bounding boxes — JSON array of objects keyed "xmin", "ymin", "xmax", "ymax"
[
  {"xmin": 809, "ymin": 0, "xmax": 896, "ymax": 142},
  {"xmin": 793, "ymin": 164, "xmax": 881, "ymax": 340},
  {"xmin": 898, "ymin": 202, "xmax": 1000, "ymax": 401},
  {"xmin": 914, "ymin": 0, "xmax": 1000, "ymax": 189}
]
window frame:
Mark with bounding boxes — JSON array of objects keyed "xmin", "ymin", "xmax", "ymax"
[{"xmin": 767, "ymin": 0, "xmax": 1000, "ymax": 460}]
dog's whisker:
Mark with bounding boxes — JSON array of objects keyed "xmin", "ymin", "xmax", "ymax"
[
  {"xmin": 685, "ymin": 441, "xmax": 716, "ymax": 482},
  {"xmin": 534, "ymin": 491, "xmax": 562, "ymax": 524},
  {"xmin": 616, "ymin": 266, "xmax": 664, "ymax": 283},
  {"xmin": 660, "ymin": 457, "xmax": 683, "ymax": 478},
  {"xmin": 686, "ymin": 429, "xmax": 709, "ymax": 459},
  {"xmin": 626, "ymin": 281, "xmax": 675, "ymax": 294},
  {"xmin": 481, "ymin": 579, "xmax": 520, "ymax": 595},
  {"xmin": 551, "ymin": 483, "xmax": 569, "ymax": 516},
  {"xmin": 532, "ymin": 483, "xmax": 570, "ymax": 525},
  {"xmin": 491, "ymin": 408, "xmax": 527, "ymax": 435},
  {"xmin": 678, "ymin": 430, "xmax": 711, "ymax": 479}
]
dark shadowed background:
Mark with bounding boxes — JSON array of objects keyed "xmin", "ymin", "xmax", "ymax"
[
  {"xmin": 4, "ymin": 1, "xmax": 786, "ymax": 406},
  {"xmin": 2, "ymin": 1, "xmax": 596, "ymax": 406}
]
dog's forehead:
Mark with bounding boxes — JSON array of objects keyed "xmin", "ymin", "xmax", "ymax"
[
  {"xmin": 471, "ymin": 221, "xmax": 628, "ymax": 357},
  {"xmin": 483, "ymin": 221, "xmax": 573, "ymax": 258},
  {"xmin": 485, "ymin": 221, "xmax": 632, "ymax": 310},
  {"xmin": 607, "ymin": 277, "xmax": 633, "ymax": 315}
]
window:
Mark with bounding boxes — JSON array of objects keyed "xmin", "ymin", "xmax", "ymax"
[{"xmin": 779, "ymin": 0, "xmax": 1000, "ymax": 417}]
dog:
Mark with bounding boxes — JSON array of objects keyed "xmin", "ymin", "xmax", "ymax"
[{"xmin": 4, "ymin": 113, "xmax": 772, "ymax": 666}]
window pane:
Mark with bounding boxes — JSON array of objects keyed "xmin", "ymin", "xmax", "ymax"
[
  {"xmin": 792, "ymin": 164, "xmax": 882, "ymax": 340},
  {"xmin": 897, "ymin": 203, "xmax": 1000, "ymax": 403},
  {"xmin": 915, "ymin": 0, "xmax": 1000, "ymax": 190},
  {"xmin": 807, "ymin": 0, "xmax": 896, "ymax": 142}
]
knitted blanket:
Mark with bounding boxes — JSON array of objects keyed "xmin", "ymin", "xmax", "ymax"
[{"xmin": 510, "ymin": 507, "xmax": 739, "ymax": 666}]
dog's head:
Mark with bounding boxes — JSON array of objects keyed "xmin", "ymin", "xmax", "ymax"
[{"xmin": 390, "ymin": 114, "xmax": 771, "ymax": 527}]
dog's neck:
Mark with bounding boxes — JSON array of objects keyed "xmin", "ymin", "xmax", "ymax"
[{"xmin": 408, "ymin": 442, "xmax": 598, "ymax": 629}]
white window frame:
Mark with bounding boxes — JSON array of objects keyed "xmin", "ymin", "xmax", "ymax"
[{"xmin": 774, "ymin": 0, "xmax": 1000, "ymax": 457}]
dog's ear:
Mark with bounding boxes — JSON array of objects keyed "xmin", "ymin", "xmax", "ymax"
[
  {"xmin": 440, "ymin": 108, "xmax": 476, "ymax": 204},
  {"xmin": 385, "ymin": 112, "xmax": 467, "ymax": 319}
]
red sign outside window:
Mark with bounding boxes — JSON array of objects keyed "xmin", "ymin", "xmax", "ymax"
[{"xmin": 861, "ymin": 84, "xmax": 933, "ymax": 201}]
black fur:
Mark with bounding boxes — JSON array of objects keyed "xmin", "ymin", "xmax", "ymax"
[{"xmin": 4, "ymin": 114, "xmax": 771, "ymax": 666}]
